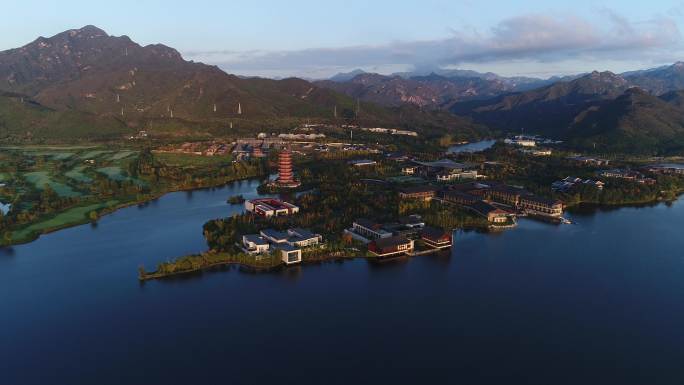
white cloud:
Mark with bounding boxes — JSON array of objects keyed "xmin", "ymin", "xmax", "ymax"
[{"xmin": 183, "ymin": 11, "xmax": 683, "ymax": 78}]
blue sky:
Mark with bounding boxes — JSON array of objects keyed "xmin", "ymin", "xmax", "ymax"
[{"xmin": 2, "ymin": 0, "xmax": 684, "ymax": 78}]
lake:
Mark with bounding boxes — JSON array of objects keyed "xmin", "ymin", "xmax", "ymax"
[
  {"xmin": 2, "ymin": 178, "xmax": 684, "ymax": 384},
  {"xmin": 448, "ymin": 139, "xmax": 496, "ymax": 154}
]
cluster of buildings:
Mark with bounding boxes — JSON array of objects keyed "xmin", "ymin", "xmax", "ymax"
[
  {"xmin": 643, "ymin": 164, "xmax": 684, "ymax": 176},
  {"xmin": 158, "ymin": 141, "xmax": 231, "ymax": 156},
  {"xmin": 278, "ymin": 133, "xmax": 326, "ymax": 140},
  {"xmin": 358, "ymin": 127, "xmax": 418, "ymax": 137},
  {"xmin": 398, "ymin": 182, "xmax": 564, "ymax": 223},
  {"xmin": 599, "ymin": 169, "xmax": 656, "ymax": 185},
  {"xmin": 345, "ymin": 216, "xmax": 452, "ymax": 258},
  {"xmin": 552, "ymin": 177, "xmax": 605, "ymax": 192},
  {"xmin": 406, "ymin": 159, "xmax": 480, "ymax": 182},
  {"xmin": 504, "ymin": 136, "xmax": 537, "ymax": 147},
  {"xmin": 241, "ymin": 228, "xmax": 323, "ymax": 265},
  {"xmin": 566, "ymin": 156, "xmax": 610, "ymax": 167},
  {"xmin": 245, "ymin": 198, "xmax": 299, "ymax": 217}
]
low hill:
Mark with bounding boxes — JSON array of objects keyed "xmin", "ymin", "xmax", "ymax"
[
  {"xmin": 450, "ymin": 71, "xmax": 631, "ymax": 136},
  {"xmin": 567, "ymin": 88, "xmax": 684, "ymax": 154},
  {"xmin": 0, "ymin": 92, "xmax": 131, "ymax": 142}
]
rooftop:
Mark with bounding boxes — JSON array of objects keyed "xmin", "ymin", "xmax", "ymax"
[
  {"xmin": 373, "ymin": 235, "xmax": 411, "ymax": 249},
  {"xmin": 414, "ymin": 159, "xmax": 466, "ymax": 170},
  {"xmin": 243, "ymin": 234, "xmax": 268, "ymax": 246},
  {"xmin": 421, "ymin": 226, "xmax": 450, "ymax": 240},
  {"xmin": 399, "ymin": 185, "xmax": 438, "ymax": 194},
  {"xmin": 260, "ymin": 229, "xmax": 288, "ymax": 240}
]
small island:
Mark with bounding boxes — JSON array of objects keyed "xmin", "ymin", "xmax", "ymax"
[
  {"xmin": 227, "ymin": 194, "xmax": 245, "ymax": 204},
  {"xmin": 139, "ymin": 138, "xmax": 684, "ymax": 280}
]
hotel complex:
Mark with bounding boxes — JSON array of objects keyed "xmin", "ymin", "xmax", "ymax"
[{"xmin": 245, "ymin": 198, "xmax": 299, "ymax": 217}]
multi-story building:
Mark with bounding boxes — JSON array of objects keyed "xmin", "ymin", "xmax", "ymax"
[
  {"xmin": 245, "ymin": 198, "xmax": 299, "ymax": 217},
  {"xmin": 487, "ymin": 185, "xmax": 524, "ymax": 206},
  {"xmin": 398, "ymin": 186, "xmax": 437, "ymax": 201},
  {"xmin": 350, "ymin": 219, "xmax": 393, "ymax": 241},
  {"xmin": 420, "ymin": 227, "xmax": 452, "ymax": 249},
  {"xmin": 519, "ymin": 196, "xmax": 564, "ymax": 217},
  {"xmin": 442, "ymin": 190, "xmax": 481, "ymax": 205},
  {"xmin": 241, "ymin": 235, "xmax": 270, "ymax": 255},
  {"xmin": 277, "ymin": 244, "xmax": 302, "ymax": 265},
  {"xmin": 368, "ymin": 236, "xmax": 414, "ymax": 257}
]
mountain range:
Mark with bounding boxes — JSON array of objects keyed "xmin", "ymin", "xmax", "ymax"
[
  {"xmin": 4, "ymin": 25, "xmax": 684, "ymax": 154},
  {"xmin": 0, "ymin": 26, "xmax": 484, "ymax": 142}
]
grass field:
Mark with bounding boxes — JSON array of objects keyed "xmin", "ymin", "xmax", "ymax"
[
  {"xmin": 23, "ymin": 171, "xmax": 81, "ymax": 197},
  {"xmin": 79, "ymin": 150, "xmax": 111, "ymax": 159},
  {"xmin": 65, "ymin": 166, "xmax": 92, "ymax": 183},
  {"xmin": 154, "ymin": 152, "xmax": 232, "ymax": 167},
  {"xmin": 0, "ymin": 172, "xmax": 10, "ymax": 182},
  {"xmin": 96, "ymin": 166, "xmax": 127, "ymax": 181},
  {"xmin": 11, "ymin": 200, "xmax": 119, "ymax": 241},
  {"xmin": 108, "ymin": 150, "xmax": 137, "ymax": 161}
]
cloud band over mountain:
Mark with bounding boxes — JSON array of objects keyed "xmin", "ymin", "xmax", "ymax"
[{"xmin": 185, "ymin": 11, "xmax": 682, "ymax": 77}]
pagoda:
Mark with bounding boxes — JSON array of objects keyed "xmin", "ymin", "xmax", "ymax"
[{"xmin": 274, "ymin": 148, "xmax": 301, "ymax": 188}]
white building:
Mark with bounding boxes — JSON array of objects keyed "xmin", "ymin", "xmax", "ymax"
[
  {"xmin": 277, "ymin": 244, "xmax": 302, "ymax": 265},
  {"xmin": 241, "ymin": 235, "xmax": 270, "ymax": 255}
]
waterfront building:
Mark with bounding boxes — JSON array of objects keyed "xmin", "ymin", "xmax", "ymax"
[
  {"xmin": 519, "ymin": 196, "xmax": 564, "ymax": 217},
  {"xmin": 245, "ymin": 198, "xmax": 299, "ymax": 217},
  {"xmin": 487, "ymin": 185, "xmax": 524, "ymax": 206},
  {"xmin": 398, "ymin": 186, "xmax": 437, "ymax": 201},
  {"xmin": 420, "ymin": 227, "xmax": 452, "ymax": 249},
  {"xmin": 350, "ymin": 219, "xmax": 393, "ymax": 241},
  {"xmin": 241, "ymin": 235, "xmax": 270, "ymax": 254},
  {"xmin": 467, "ymin": 201, "xmax": 510, "ymax": 223},
  {"xmin": 277, "ymin": 244, "xmax": 302, "ymax": 265},
  {"xmin": 286, "ymin": 228, "xmax": 323, "ymax": 247},
  {"xmin": 368, "ymin": 236, "xmax": 414, "ymax": 257}
]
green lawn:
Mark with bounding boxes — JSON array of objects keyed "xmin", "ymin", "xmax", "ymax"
[
  {"xmin": 11, "ymin": 200, "xmax": 119, "ymax": 241},
  {"xmin": 79, "ymin": 150, "xmax": 111, "ymax": 160},
  {"xmin": 108, "ymin": 150, "xmax": 137, "ymax": 160},
  {"xmin": 65, "ymin": 165, "xmax": 93, "ymax": 183},
  {"xmin": 23, "ymin": 171, "xmax": 81, "ymax": 197},
  {"xmin": 96, "ymin": 166, "xmax": 127, "ymax": 181}
]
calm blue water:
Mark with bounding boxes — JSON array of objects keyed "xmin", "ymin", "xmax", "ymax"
[
  {"xmin": 2, "ymin": 179, "xmax": 684, "ymax": 384},
  {"xmin": 448, "ymin": 139, "xmax": 496, "ymax": 154}
]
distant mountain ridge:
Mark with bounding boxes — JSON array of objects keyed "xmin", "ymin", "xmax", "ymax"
[
  {"xmin": 0, "ymin": 25, "xmax": 487, "ymax": 142},
  {"xmin": 317, "ymin": 69, "xmax": 583, "ymax": 109}
]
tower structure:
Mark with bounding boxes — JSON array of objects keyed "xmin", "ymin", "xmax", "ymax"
[{"xmin": 274, "ymin": 147, "xmax": 301, "ymax": 188}]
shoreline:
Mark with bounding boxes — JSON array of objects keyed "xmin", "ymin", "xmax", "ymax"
[
  {"xmin": 138, "ymin": 248, "xmax": 454, "ymax": 282},
  {"xmin": 2, "ymin": 173, "xmax": 267, "ymax": 247}
]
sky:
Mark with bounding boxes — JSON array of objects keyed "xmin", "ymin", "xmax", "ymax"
[{"xmin": 2, "ymin": 0, "xmax": 684, "ymax": 79}]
